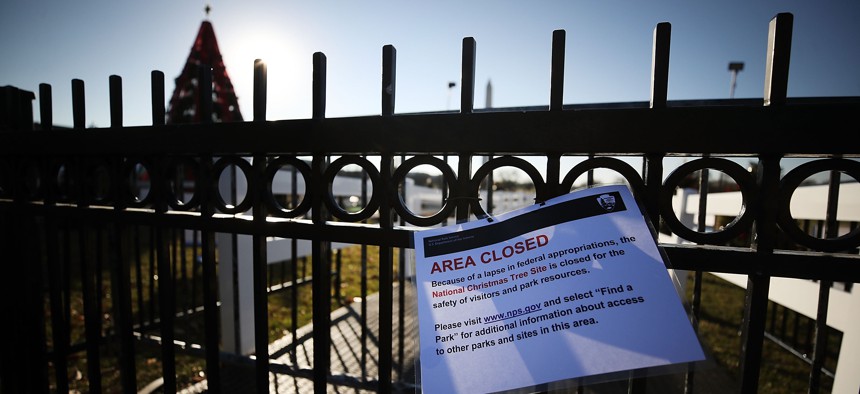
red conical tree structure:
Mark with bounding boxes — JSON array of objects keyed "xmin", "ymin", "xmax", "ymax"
[{"xmin": 166, "ymin": 19, "xmax": 243, "ymax": 124}]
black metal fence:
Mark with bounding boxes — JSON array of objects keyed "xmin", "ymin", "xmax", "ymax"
[{"xmin": 1, "ymin": 12, "xmax": 859, "ymax": 394}]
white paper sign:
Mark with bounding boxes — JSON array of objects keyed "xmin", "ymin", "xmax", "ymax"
[{"xmin": 414, "ymin": 185, "xmax": 704, "ymax": 393}]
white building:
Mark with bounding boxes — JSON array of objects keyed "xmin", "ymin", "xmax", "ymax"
[{"xmin": 665, "ymin": 183, "xmax": 859, "ymax": 394}]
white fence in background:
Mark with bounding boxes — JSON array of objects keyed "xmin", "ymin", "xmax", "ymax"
[{"xmin": 662, "ymin": 183, "xmax": 860, "ymax": 394}]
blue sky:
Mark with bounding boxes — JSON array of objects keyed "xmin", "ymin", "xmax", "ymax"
[{"xmin": 2, "ymin": 1, "xmax": 859, "ymax": 129}]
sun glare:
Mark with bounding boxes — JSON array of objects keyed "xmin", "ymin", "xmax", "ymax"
[{"xmin": 222, "ymin": 29, "xmax": 310, "ymax": 120}]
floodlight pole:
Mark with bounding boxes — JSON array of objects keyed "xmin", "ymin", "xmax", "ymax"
[{"xmin": 728, "ymin": 62, "xmax": 744, "ymax": 99}]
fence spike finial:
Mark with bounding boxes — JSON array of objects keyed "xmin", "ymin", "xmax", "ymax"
[
  {"xmin": 650, "ymin": 22, "xmax": 671, "ymax": 109},
  {"xmin": 764, "ymin": 12, "xmax": 793, "ymax": 107},
  {"xmin": 461, "ymin": 37, "xmax": 476, "ymax": 114},
  {"xmin": 109, "ymin": 75, "xmax": 123, "ymax": 128},
  {"xmin": 253, "ymin": 59, "xmax": 267, "ymax": 121},
  {"xmin": 382, "ymin": 45, "xmax": 396, "ymax": 116},
  {"xmin": 550, "ymin": 29, "xmax": 566, "ymax": 112},
  {"xmin": 313, "ymin": 52, "xmax": 327, "ymax": 120}
]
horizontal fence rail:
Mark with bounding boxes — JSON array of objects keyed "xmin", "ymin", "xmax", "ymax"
[{"xmin": 1, "ymin": 12, "xmax": 859, "ymax": 394}]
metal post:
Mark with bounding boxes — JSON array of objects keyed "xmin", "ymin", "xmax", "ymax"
[
  {"xmin": 311, "ymin": 52, "xmax": 331, "ymax": 393},
  {"xmin": 378, "ymin": 43, "xmax": 397, "ymax": 392},
  {"xmin": 252, "ymin": 58, "xmax": 270, "ymax": 393}
]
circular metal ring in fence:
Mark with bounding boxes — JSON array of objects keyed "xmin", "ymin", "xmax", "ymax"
[
  {"xmin": 164, "ymin": 157, "xmax": 201, "ymax": 211},
  {"xmin": 323, "ymin": 156, "xmax": 381, "ymax": 222},
  {"xmin": 212, "ymin": 156, "xmax": 255, "ymax": 215},
  {"xmin": 777, "ymin": 158, "xmax": 860, "ymax": 252},
  {"xmin": 660, "ymin": 158, "xmax": 757, "ymax": 245},
  {"xmin": 391, "ymin": 155, "xmax": 456, "ymax": 226},
  {"xmin": 50, "ymin": 160, "xmax": 76, "ymax": 203},
  {"xmin": 560, "ymin": 157, "xmax": 646, "ymax": 196},
  {"xmin": 469, "ymin": 156, "xmax": 546, "ymax": 218},
  {"xmin": 21, "ymin": 160, "xmax": 44, "ymax": 201},
  {"xmin": 87, "ymin": 160, "xmax": 113, "ymax": 206},
  {"xmin": 265, "ymin": 156, "xmax": 312, "ymax": 218},
  {"xmin": 121, "ymin": 158, "xmax": 154, "ymax": 208}
]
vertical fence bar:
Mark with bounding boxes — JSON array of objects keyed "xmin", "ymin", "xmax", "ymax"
[
  {"xmin": 80, "ymin": 226, "xmax": 102, "ymax": 392},
  {"xmin": 145, "ymin": 227, "xmax": 156, "ymax": 326},
  {"xmin": 252, "ymin": 58, "xmax": 270, "ymax": 393},
  {"xmin": 808, "ymin": 168, "xmax": 839, "ymax": 393},
  {"xmin": 685, "ymin": 158, "xmax": 710, "ymax": 394},
  {"xmin": 40, "ymin": 82, "xmax": 70, "ymax": 393},
  {"xmin": 547, "ymin": 30, "xmax": 565, "ymax": 199},
  {"xmin": 201, "ymin": 165, "xmax": 222, "ymax": 393},
  {"xmin": 376, "ymin": 44, "xmax": 397, "ymax": 392},
  {"xmin": 739, "ymin": 154, "xmax": 777, "ymax": 394},
  {"xmin": 72, "ymin": 78, "xmax": 104, "ymax": 393},
  {"xmin": 62, "ymin": 216, "xmax": 72, "ymax": 351},
  {"xmin": 360, "ymin": 169, "xmax": 369, "ymax": 379},
  {"xmin": 685, "ymin": 75, "xmax": 712, "ymax": 393},
  {"xmin": 171, "ymin": 228, "xmax": 179, "ymax": 298},
  {"xmin": 687, "ymin": 269, "xmax": 704, "ymax": 394},
  {"xmin": 198, "ymin": 64, "xmax": 222, "ymax": 394},
  {"xmin": 309, "ymin": 169, "xmax": 330, "ymax": 392},
  {"xmin": 311, "ymin": 52, "xmax": 332, "ymax": 393},
  {"xmin": 397, "ymin": 186, "xmax": 407, "ymax": 381},
  {"xmin": 334, "ymin": 250, "xmax": 343, "ymax": 304},
  {"xmin": 252, "ymin": 160, "xmax": 269, "ymax": 393},
  {"xmin": 378, "ymin": 152, "xmax": 396, "ymax": 391},
  {"xmin": 485, "ymin": 156, "xmax": 494, "ymax": 214},
  {"xmin": 398, "ymin": 154, "xmax": 408, "ymax": 380},
  {"xmin": 0, "ymin": 176, "xmax": 13, "ymax": 390},
  {"xmin": 456, "ymin": 38, "xmax": 476, "ymax": 223},
  {"xmin": 155, "ymin": 166, "xmax": 177, "ymax": 394},
  {"xmin": 644, "ymin": 21, "xmax": 671, "ymax": 223},
  {"xmin": 111, "ymin": 74, "xmax": 138, "ymax": 393},
  {"xmin": 642, "ymin": 22, "xmax": 672, "ymax": 222},
  {"xmin": 643, "ymin": 21, "xmax": 671, "ymax": 221},
  {"xmin": 31, "ymin": 222, "xmax": 49, "ymax": 391},
  {"xmin": 95, "ymin": 227, "xmax": 105, "ymax": 338},
  {"xmin": 739, "ymin": 13, "xmax": 791, "ymax": 394},
  {"xmin": 290, "ymin": 174, "xmax": 299, "ymax": 367},
  {"xmin": 192, "ymin": 230, "xmax": 200, "ymax": 307},
  {"xmin": 153, "ymin": 71, "xmax": 177, "ymax": 393},
  {"xmin": 180, "ymin": 231, "xmax": 189, "ymax": 311},
  {"xmin": 632, "ymin": 21, "xmax": 672, "ymax": 394}
]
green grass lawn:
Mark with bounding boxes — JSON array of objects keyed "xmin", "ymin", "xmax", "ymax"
[
  {"xmin": 691, "ymin": 272, "xmax": 838, "ymax": 393},
  {"xmin": 47, "ymin": 236, "xmax": 399, "ymax": 392},
  {"xmin": 45, "ymin": 226, "xmax": 840, "ymax": 393}
]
